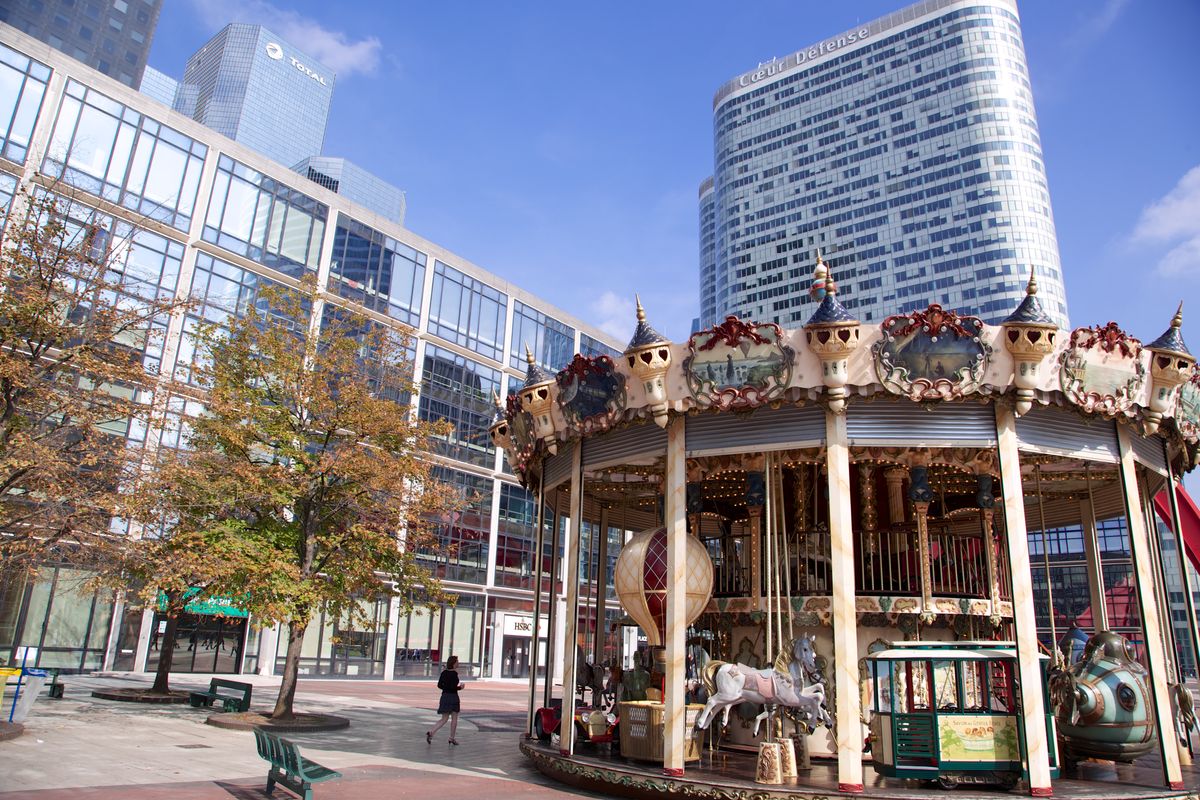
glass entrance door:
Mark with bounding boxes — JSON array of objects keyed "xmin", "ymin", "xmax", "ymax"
[{"xmin": 148, "ymin": 612, "xmax": 246, "ymax": 673}]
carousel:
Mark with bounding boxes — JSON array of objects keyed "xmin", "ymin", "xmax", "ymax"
[{"xmin": 494, "ymin": 258, "xmax": 1200, "ymax": 799}]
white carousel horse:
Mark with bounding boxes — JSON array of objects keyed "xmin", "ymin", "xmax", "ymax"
[{"xmin": 696, "ymin": 634, "xmax": 832, "ymax": 736}]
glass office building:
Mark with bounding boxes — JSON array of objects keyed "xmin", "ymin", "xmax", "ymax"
[
  {"xmin": 699, "ymin": 0, "xmax": 1069, "ymax": 330},
  {"xmin": 174, "ymin": 23, "xmax": 333, "ymax": 169},
  {"xmin": 0, "ymin": 0, "xmax": 161, "ymax": 87},
  {"xmin": 294, "ymin": 156, "xmax": 407, "ymax": 224},
  {"xmin": 0, "ymin": 26, "xmax": 622, "ymax": 681}
]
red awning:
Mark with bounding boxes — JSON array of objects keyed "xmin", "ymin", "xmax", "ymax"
[{"xmin": 1155, "ymin": 483, "xmax": 1200, "ymax": 574}]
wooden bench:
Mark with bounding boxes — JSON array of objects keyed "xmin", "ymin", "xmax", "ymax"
[
  {"xmin": 188, "ymin": 678, "xmax": 252, "ymax": 712},
  {"xmin": 253, "ymin": 729, "xmax": 341, "ymax": 800}
]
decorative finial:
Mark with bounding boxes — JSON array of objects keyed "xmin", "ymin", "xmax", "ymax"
[
  {"xmin": 810, "ymin": 251, "xmax": 831, "ymax": 302},
  {"xmin": 491, "ymin": 389, "xmax": 503, "ymax": 410},
  {"xmin": 636, "ymin": 294, "xmax": 646, "ymax": 323},
  {"xmin": 815, "ymin": 249, "xmax": 824, "ymax": 265},
  {"xmin": 525, "ymin": 343, "xmax": 535, "ymax": 366},
  {"xmin": 1026, "ymin": 266, "xmax": 1038, "ymax": 296},
  {"xmin": 1172, "ymin": 301, "xmax": 1184, "ymax": 329}
]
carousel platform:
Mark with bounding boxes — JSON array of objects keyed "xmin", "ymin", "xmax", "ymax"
[{"xmin": 520, "ymin": 738, "xmax": 1200, "ymax": 800}]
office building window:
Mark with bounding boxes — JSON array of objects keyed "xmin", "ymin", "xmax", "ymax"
[
  {"xmin": 0, "ymin": 43, "xmax": 50, "ymax": 163},
  {"xmin": 580, "ymin": 333, "xmax": 619, "ymax": 360},
  {"xmin": 427, "ymin": 261, "xmax": 506, "ymax": 362},
  {"xmin": 419, "ymin": 345, "xmax": 501, "ymax": 468},
  {"xmin": 173, "ymin": 253, "xmax": 298, "ymax": 385},
  {"xmin": 417, "ymin": 466, "xmax": 491, "ymax": 585},
  {"xmin": 509, "ymin": 300, "xmax": 574, "ymax": 372},
  {"xmin": 44, "ymin": 80, "xmax": 205, "ymax": 231},
  {"xmin": 203, "ymin": 155, "xmax": 327, "ymax": 278},
  {"xmin": 329, "ymin": 216, "xmax": 425, "ymax": 327},
  {"xmin": 494, "ymin": 483, "xmax": 539, "ymax": 590},
  {"xmin": 320, "ymin": 302, "xmax": 414, "ymax": 405}
]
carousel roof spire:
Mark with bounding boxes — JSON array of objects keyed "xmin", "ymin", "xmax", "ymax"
[
  {"xmin": 521, "ymin": 343, "xmax": 552, "ymax": 387},
  {"xmin": 805, "ymin": 250, "xmax": 856, "ymax": 326},
  {"xmin": 490, "ymin": 389, "xmax": 506, "ymax": 423},
  {"xmin": 626, "ymin": 294, "xmax": 670, "ymax": 350},
  {"xmin": 1002, "ymin": 267, "xmax": 1057, "ymax": 327},
  {"xmin": 1146, "ymin": 302, "xmax": 1192, "ymax": 356}
]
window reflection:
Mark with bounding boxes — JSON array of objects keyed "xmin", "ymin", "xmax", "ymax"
[
  {"xmin": 202, "ymin": 155, "xmax": 327, "ymax": 278},
  {"xmin": 330, "ymin": 216, "xmax": 426, "ymax": 327},
  {"xmin": 419, "ymin": 345, "xmax": 500, "ymax": 468},
  {"xmin": 0, "ymin": 43, "xmax": 50, "ymax": 163},
  {"xmin": 509, "ymin": 300, "xmax": 574, "ymax": 372},
  {"xmin": 44, "ymin": 80, "xmax": 205, "ymax": 231},
  {"xmin": 427, "ymin": 261, "xmax": 506, "ymax": 361}
]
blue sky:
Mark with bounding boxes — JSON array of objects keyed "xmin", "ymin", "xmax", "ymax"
[{"xmin": 148, "ymin": 0, "xmax": 1199, "ymax": 349}]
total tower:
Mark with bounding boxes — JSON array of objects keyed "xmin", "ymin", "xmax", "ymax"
[{"xmin": 699, "ymin": 0, "xmax": 1069, "ymax": 330}]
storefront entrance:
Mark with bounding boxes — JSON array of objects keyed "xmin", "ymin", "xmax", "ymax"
[{"xmin": 148, "ymin": 612, "xmax": 247, "ymax": 674}]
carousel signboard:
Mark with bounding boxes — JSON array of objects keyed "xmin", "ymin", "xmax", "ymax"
[
  {"xmin": 1059, "ymin": 323, "xmax": 1146, "ymax": 416},
  {"xmin": 683, "ymin": 316, "xmax": 795, "ymax": 410},
  {"xmin": 555, "ymin": 353, "xmax": 626, "ymax": 434},
  {"xmin": 873, "ymin": 304, "xmax": 991, "ymax": 401}
]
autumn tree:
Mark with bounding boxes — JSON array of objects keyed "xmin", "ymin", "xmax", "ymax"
[
  {"xmin": 0, "ymin": 186, "xmax": 187, "ymax": 580},
  {"xmin": 150, "ymin": 277, "xmax": 456, "ymax": 719}
]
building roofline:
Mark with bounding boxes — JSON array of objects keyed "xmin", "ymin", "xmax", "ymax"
[
  {"xmin": 0, "ymin": 24, "xmax": 620, "ymax": 348},
  {"xmin": 712, "ymin": 0, "xmax": 1020, "ymax": 110}
]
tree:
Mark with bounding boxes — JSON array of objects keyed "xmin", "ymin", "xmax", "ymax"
[
  {"xmin": 150, "ymin": 277, "xmax": 456, "ymax": 719},
  {"xmin": 0, "ymin": 186, "xmax": 186, "ymax": 579}
]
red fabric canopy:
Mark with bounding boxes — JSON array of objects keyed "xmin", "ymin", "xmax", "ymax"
[{"xmin": 1154, "ymin": 483, "xmax": 1200, "ymax": 574}]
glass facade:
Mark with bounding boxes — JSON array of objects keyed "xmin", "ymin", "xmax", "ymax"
[
  {"xmin": 174, "ymin": 24, "xmax": 332, "ymax": 169},
  {"xmin": 45, "ymin": 79, "xmax": 206, "ymax": 231},
  {"xmin": 0, "ymin": 42, "xmax": 50, "ymax": 163},
  {"xmin": 330, "ymin": 216, "xmax": 425, "ymax": 327},
  {"xmin": 0, "ymin": 0, "xmax": 162, "ymax": 87},
  {"xmin": 203, "ymin": 155, "xmax": 327, "ymax": 278},
  {"xmin": 0, "ymin": 29, "xmax": 619, "ymax": 679},
  {"xmin": 509, "ymin": 300, "xmax": 575, "ymax": 372},
  {"xmin": 701, "ymin": 0, "xmax": 1068, "ymax": 329},
  {"xmin": 419, "ymin": 345, "xmax": 501, "ymax": 468},
  {"xmin": 427, "ymin": 261, "xmax": 507, "ymax": 361}
]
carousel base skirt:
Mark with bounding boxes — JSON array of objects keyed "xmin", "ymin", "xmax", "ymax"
[{"xmin": 519, "ymin": 739, "xmax": 1200, "ymax": 800}]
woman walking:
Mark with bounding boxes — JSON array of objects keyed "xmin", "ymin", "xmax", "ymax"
[{"xmin": 426, "ymin": 655, "xmax": 464, "ymax": 745}]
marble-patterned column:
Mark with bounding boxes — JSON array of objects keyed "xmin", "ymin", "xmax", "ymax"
[
  {"xmin": 559, "ymin": 445, "xmax": 585, "ymax": 756},
  {"xmin": 1079, "ymin": 497, "xmax": 1108, "ymax": 633},
  {"xmin": 662, "ymin": 417, "xmax": 689, "ymax": 777},
  {"xmin": 825, "ymin": 410, "xmax": 862, "ymax": 793},
  {"xmin": 594, "ymin": 506, "xmax": 610, "ymax": 667},
  {"xmin": 526, "ymin": 474, "xmax": 548, "ymax": 738},
  {"xmin": 1115, "ymin": 425, "xmax": 1184, "ymax": 789},
  {"xmin": 994, "ymin": 406, "xmax": 1053, "ymax": 796}
]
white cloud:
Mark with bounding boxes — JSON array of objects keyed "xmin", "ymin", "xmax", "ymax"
[
  {"xmin": 1065, "ymin": 0, "xmax": 1129, "ymax": 52},
  {"xmin": 187, "ymin": 0, "xmax": 381, "ymax": 78},
  {"xmin": 1133, "ymin": 165, "xmax": 1200, "ymax": 279},
  {"xmin": 590, "ymin": 291, "xmax": 636, "ymax": 342}
]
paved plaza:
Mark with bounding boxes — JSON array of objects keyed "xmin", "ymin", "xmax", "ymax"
[{"xmin": 0, "ymin": 674, "xmax": 604, "ymax": 799}]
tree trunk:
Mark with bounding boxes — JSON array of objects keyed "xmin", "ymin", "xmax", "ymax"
[
  {"xmin": 272, "ymin": 622, "xmax": 306, "ymax": 720},
  {"xmin": 151, "ymin": 612, "xmax": 178, "ymax": 695}
]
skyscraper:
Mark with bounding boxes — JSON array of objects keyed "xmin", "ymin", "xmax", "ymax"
[
  {"xmin": 294, "ymin": 156, "xmax": 406, "ymax": 224},
  {"xmin": 174, "ymin": 23, "xmax": 333, "ymax": 168},
  {"xmin": 699, "ymin": 0, "xmax": 1068, "ymax": 330},
  {"xmin": 0, "ymin": 0, "xmax": 162, "ymax": 87}
]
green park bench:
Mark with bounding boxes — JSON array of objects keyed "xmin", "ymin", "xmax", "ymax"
[
  {"xmin": 188, "ymin": 678, "xmax": 252, "ymax": 712},
  {"xmin": 253, "ymin": 728, "xmax": 342, "ymax": 800}
]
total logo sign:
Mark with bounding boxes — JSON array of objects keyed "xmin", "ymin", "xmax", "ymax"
[{"xmin": 264, "ymin": 41, "xmax": 328, "ymax": 87}]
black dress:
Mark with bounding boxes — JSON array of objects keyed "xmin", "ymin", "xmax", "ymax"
[{"xmin": 436, "ymin": 668, "xmax": 461, "ymax": 714}]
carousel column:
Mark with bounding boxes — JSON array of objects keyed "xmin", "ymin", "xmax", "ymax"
[
  {"xmin": 747, "ymin": 472, "xmax": 765, "ymax": 605},
  {"xmin": 910, "ymin": 465, "xmax": 934, "ymax": 623},
  {"xmin": 977, "ymin": 475, "xmax": 1001, "ymax": 620},
  {"xmin": 526, "ymin": 474, "xmax": 547, "ymax": 738},
  {"xmin": 1116, "ymin": 425, "xmax": 1184, "ymax": 789},
  {"xmin": 594, "ymin": 507, "xmax": 610, "ymax": 668},
  {"xmin": 662, "ymin": 417, "xmax": 689, "ymax": 777},
  {"xmin": 1079, "ymin": 496, "xmax": 1109, "ymax": 633},
  {"xmin": 825, "ymin": 410, "xmax": 863, "ymax": 793},
  {"xmin": 995, "ymin": 406, "xmax": 1054, "ymax": 796},
  {"xmin": 559, "ymin": 446, "xmax": 585, "ymax": 756}
]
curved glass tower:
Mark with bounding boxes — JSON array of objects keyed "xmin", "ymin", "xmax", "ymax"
[{"xmin": 700, "ymin": 0, "xmax": 1068, "ymax": 330}]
